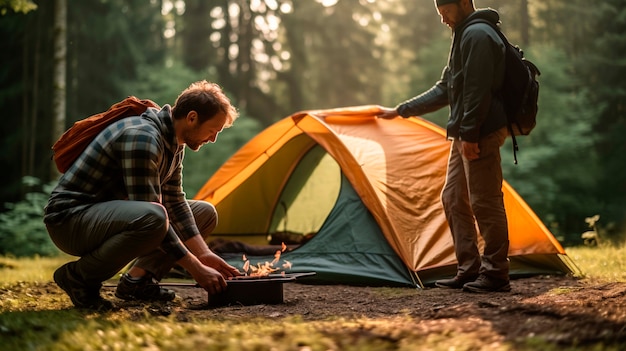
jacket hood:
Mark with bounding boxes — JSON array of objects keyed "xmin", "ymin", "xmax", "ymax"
[
  {"xmin": 456, "ymin": 8, "xmax": 500, "ymax": 33},
  {"xmin": 142, "ymin": 104, "xmax": 178, "ymax": 152}
]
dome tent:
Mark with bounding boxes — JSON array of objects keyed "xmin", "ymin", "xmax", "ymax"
[{"xmin": 194, "ymin": 106, "xmax": 578, "ymax": 287}]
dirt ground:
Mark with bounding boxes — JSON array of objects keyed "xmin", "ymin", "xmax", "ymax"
[
  {"xmin": 4, "ymin": 275, "xmax": 625, "ymax": 348},
  {"xmin": 110, "ymin": 275, "xmax": 626, "ymax": 347}
]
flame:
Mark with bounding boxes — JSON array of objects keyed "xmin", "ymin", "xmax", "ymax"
[
  {"xmin": 270, "ymin": 250, "xmax": 281, "ymax": 265},
  {"xmin": 242, "ymin": 259, "xmax": 250, "ymax": 273},
  {"xmin": 241, "ymin": 242, "xmax": 292, "ymax": 277}
]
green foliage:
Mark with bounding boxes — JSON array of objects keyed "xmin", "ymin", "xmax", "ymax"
[
  {"xmin": 398, "ymin": 38, "xmax": 452, "ymax": 128},
  {"xmin": 502, "ymin": 45, "xmax": 601, "ymax": 243},
  {"xmin": 0, "ymin": 0, "xmax": 36, "ymax": 15},
  {"xmin": 1, "ymin": 0, "xmax": 624, "ymax": 245},
  {"xmin": 66, "ymin": 0, "xmax": 166, "ymax": 123},
  {"xmin": 581, "ymin": 0, "xmax": 626, "ymax": 230},
  {"xmin": 125, "ymin": 62, "xmax": 211, "ymax": 106},
  {"xmin": 0, "ymin": 177, "xmax": 59, "ymax": 257}
]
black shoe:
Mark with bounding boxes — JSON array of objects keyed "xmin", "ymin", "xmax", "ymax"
[
  {"xmin": 54, "ymin": 262, "xmax": 114, "ymax": 311},
  {"xmin": 434, "ymin": 274, "xmax": 478, "ymax": 289},
  {"xmin": 115, "ymin": 273, "xmax": 176, "ymax": 302},
  {"xmin": 462, "ymin": 275, "xmax": 511, "ymax": 293}
]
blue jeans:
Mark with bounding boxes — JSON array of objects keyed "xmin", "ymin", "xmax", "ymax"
[
  {"xmin": 441, "ymin": 128, "xmax": 509, "ymax": 281},
  {"xmin": 46, "ymin": 200, "xmax": 217, "ymax": 286}
]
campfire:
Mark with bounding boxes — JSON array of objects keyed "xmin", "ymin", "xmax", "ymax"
[
  {"xmin": 240, "ymin": 242, "xmax": 292, "ymax": 277},
  {"xmin": 207, "ymin": 242, "xmax": 315, "ymax": 306}
]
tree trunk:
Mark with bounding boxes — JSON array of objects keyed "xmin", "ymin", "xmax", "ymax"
[
  {"xmin": 51, "ymin": 0, "xmax": 67, "ymax": 178},
  {"xmin": 181, "ymin": 0, "xmax": 212, "ymax": 71},
  {"xmin": 520, "ymin": 0, "xmax": 530, "ymax": 46}
]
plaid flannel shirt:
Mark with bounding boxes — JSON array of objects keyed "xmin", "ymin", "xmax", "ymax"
[{"xmin": 44, "ymin": 105, "xmax": 197, "ymax": 259}]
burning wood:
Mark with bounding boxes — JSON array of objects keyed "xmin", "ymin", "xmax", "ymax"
[{"xmin": 240, "ymin": 242, "xmax": 291, "ymax": 277}]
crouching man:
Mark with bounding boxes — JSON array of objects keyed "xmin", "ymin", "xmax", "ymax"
[{"xmin": 44, "ymin": 81, "xmax": 242, "ymax": 310}]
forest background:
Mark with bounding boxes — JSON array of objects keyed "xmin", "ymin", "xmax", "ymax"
[{"xmin": 0, "ymin": 0, "xmax": 624, "ymax": 257}]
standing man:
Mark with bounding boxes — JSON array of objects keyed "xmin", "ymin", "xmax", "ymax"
[
  {"xmin": 44, "ymin": 80, "xmax": 242, "ymax": 310},
  {"xmin": 377, "ymin": 0, "xmax": 511, "ymax": 292}
]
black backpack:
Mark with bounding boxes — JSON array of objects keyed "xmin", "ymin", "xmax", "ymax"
[{"xmin": 464, "ymin": 19, "xmax": 541, "ymax": 164}]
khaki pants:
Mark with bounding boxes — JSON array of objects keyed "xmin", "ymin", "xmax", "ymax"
[
  {"xmin": 47, "ymin": 200, "xmax": 217, "ymax": 286},
  {"xmin": 441, "ymin": 128, "xmax": 509, "ymax": 280}
]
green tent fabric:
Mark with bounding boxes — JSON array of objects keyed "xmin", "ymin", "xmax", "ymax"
[{"xmin": 221, "ymin": 172, "xmax": 417, "ymax": 287}]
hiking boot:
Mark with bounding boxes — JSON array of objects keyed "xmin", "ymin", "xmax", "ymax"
[
  {"xmin": 462, "ymin": 275, "xmax": 511, "ymax": 293},
  {"xmin": 435, "ymin": 274, "xmax": 478, "ymax": 289},
  {"xmin": 115, "ymin": 273, "xmax": 176, "ymax": 302},
  {"xmin": 54, "ymin": 262, "xmax": 114, "ymax": 311}
]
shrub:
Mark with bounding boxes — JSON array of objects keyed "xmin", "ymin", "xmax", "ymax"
[{"xmin": 0, "ymin": 177, "xmax": 60, "ymax": 257}]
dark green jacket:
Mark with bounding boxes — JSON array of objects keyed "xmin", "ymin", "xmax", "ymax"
[{"xmin": 396, "ymin": 9, "xmax": 507, "ymax": 142}]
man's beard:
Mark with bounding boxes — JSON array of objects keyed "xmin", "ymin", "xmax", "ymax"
[{"xmin": 186, "ymin": 143, "xmax": 202, "ymax": 151}]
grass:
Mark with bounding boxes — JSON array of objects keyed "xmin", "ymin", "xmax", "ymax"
[
  {"xmin": 1, "ymin": 244, "xmax": 625, "ymax": 351},
  {"xmin": 0, "ymin": 255, "xmax": 71, "ymax": 284},
  {"xmin": 565, "ymin": 243, "xmax": 626, "ymax": 283}
]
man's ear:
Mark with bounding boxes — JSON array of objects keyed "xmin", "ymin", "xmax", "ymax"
[{"xmin": 186, "ymin": 110, "xmax": 198, "ymax": 124}]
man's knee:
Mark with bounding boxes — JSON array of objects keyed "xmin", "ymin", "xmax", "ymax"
[
  {"xmin": 441, "ymin": 186, "xmax": 467, "ymax": 215},
  {"xmin": 190, "ymin": 200, "xmax": 218, "ymax": 237},
  {"xmin": 136, "ymin": 203, "xmax": 169, "ymax": 242},
  {"xmin": 470, "ymin": 195, "xmax": 506, "ymax": 221}
]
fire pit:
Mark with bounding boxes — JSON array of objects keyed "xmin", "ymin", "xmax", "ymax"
[{"xmin": 208, "ymin": 272, "xmax": 316, "ymax": 307}]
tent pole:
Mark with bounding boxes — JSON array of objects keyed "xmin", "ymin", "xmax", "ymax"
[{"xmin": 410, "ymin": 270, "xmax": 424, "ymax": 289}]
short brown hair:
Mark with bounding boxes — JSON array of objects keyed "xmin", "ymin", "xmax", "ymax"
[{"xmin": 172, "ymin": 80, "xmax": 239, "ymax": 127}]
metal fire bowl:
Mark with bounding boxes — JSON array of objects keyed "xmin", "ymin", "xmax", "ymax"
[{"xmin": 208, "ymin": 272, "xmax": 316, "ymax": 307}]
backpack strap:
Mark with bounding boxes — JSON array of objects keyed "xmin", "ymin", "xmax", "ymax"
[{"xmin": 508, "ymin": 125, "xmax": 520, "ymax": 164}]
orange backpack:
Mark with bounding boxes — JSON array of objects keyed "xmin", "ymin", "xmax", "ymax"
[{"xmin": 52, "ymin": 96, "xmax": 160, "ymax": 173}]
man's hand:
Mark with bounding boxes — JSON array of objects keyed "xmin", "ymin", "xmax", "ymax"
[
  {"xmin": 197, "ymin": 251, "xmax": 242, "ymax": 279},
  {"xmin": 462, "ymin": 141, "xmax": 480, "ymax": 161},
  {"xmin": 177, "ymin": 253, "xmax": 228, "ymax": 295},
  {"xmin": 375, "ymin": 107, "xmax": 399, "ymax": 119},
  {"xmin": 193, "ymin": 265, "xmax": 227, "ymax": 295},
  {"xmin": 184, "ymin": 235, "xmax": 242, "ymax": 279}
]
